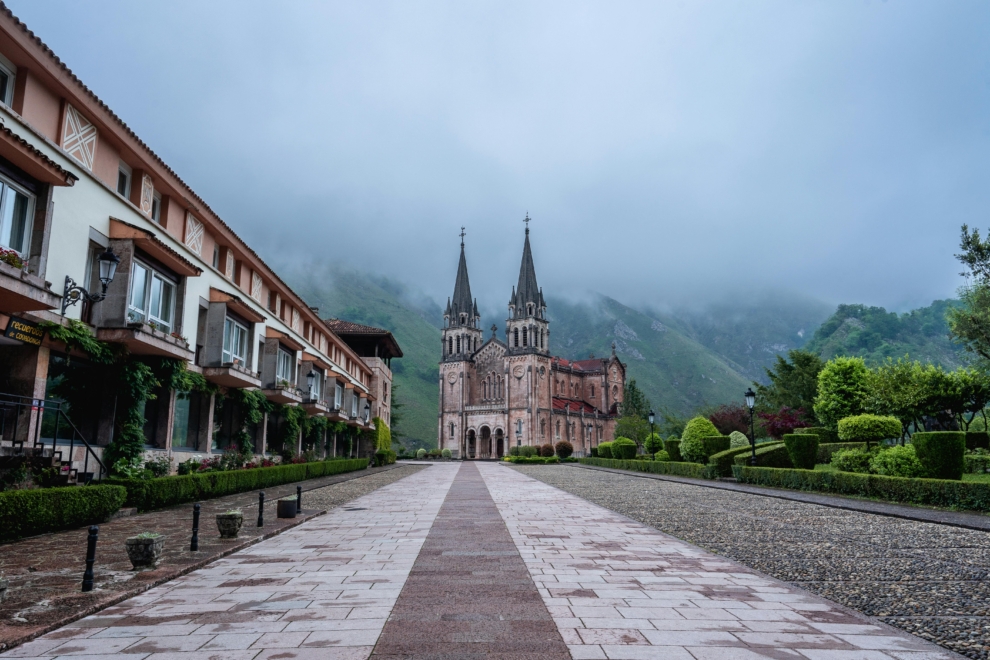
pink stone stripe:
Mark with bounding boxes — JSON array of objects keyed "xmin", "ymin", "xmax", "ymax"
[
  {"xmin": 2, "ymin": 464, "xmax": 459, "ymax": 660},
  {"xmin": 478, "ymin": 464, "xmax": 959, "ymax": 660}
]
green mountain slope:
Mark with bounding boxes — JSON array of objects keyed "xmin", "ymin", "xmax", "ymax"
[
  {"xmin": 286, "ymin": 266, "xmax": 441, "ymax": 448},
  {"xmin": 548, "ymin": 295, "xmax": 752, "ymax": 416}
]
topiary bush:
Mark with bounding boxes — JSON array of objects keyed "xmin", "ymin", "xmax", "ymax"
[
  {"xmin": 539, "ymin": 444, "xmax": 555, "ymax": 457},
  {"xmin": 794, "ymin": 427, "xmax": 840, "ymax": 445},
  {"xmin": 597, "ymin": 441, "xmax": 613, "ymax": 459},
  {"xmin": 664, "ymin": 439, "xmax": 681, "ymax": 462},
  {"xmin": 783, "ymin": 434, "xmax": 819, "ymax": 470},
  {"xmin": 965, "ymin": 451, "xmax": 990, "ymax": 474},
  {"xmin": 966, "ymin": 432, "xmax": 990, "ymax": 451},
  {"xmin": 441, "ymin": 448, "xmax": 452, "ymax": 459},
  {"xmin": 837, "ymin": 414, "xmax": 902, "ymax": 448},
  {"xmin": 589, "ymin": 446, "xmax": 599, "ymax": 458},
  {"xmin": 700, "ymin": 435, "xmax": 731, "ymax": 460},
  {"xmin": 733, "ymin": 443, "xmax": 792, "ymax": 468},
  {"xmin": 817, "ymin": 442, "xmax": 867, "ymax": 465},
  {"xmin": 912, "ymin": 432, "xmax": 965, "ymax": 481},
  {"xmin": 520, "ymin": 445, "xmax": 538, "ymax": 458},
  {"xmin": 869, "ymin": 445, "xmax": 926, "ymax": 478},
  {"xmin": 644, "ymin": 433, "xmax": 664, "ymax": 455},
  {"xmin": 709, "ymin": 444, "xmax": 780, "ymax": 477},
  {"xmin": 554, "ymin": 441, "xmax": 573, "ymax": 458},
  {"xmin": 581, "ymin": 457, "xmax": 708, "ymax": 479},
  {"xmin": 416, "ymin": 448, "xmax": 427, "ymax": 459},
  {"xmin": 612, "ymin": 437, "xmax": 638, "ymax": 460},
  {"xmin": 831, "ymin": 448, "xmax": 873, "ymax": 474},
  {"xmin": 0, "ymin": 485, "xmax": 128, "ymax": 542},
  {"xmin": 654, "ymin": 450, "xmax": 671, "ymax": 462},
  {"xmin": 508, "ymin": 445, "xmax": 520, "ymax": 457},
  {"xmin": 729, "ymin": 431, "xmax": 750, "ymax": 449},
  {"xmin": 680, "ymin": 417, "xmax": 721, "ymax": 463}
]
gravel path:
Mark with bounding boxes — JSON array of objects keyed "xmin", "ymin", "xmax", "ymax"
[
  {"xmin": 303, "ymin": 464, "xmax": 427, "ymax": 511},
  {"xmin": 513, "ymin": 464, "xmax": 990, "ymax": 660}
]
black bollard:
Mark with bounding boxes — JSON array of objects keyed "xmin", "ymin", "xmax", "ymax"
[
  {"xmin": 81, "ymin": 525, "xmax": 98, "ymax": 592},
  {"xmin": 257, "ymin": 491, "xmax": 265, "ymax": 527},
  {"xmin": 296, "ymin": 485, "xmax": 302, "ymax": 514},
  {"xmin": 190, "ymin": 503, "xmax": 201, "ymax": 551}
]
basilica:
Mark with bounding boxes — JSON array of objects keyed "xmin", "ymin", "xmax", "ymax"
[{"xmin": 438, "ymin": 220, "xmax": 626, "ymax": 459}]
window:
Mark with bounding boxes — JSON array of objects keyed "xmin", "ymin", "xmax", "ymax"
[
  {"xmin": 513, "ymin": 328, "xmax": 519, "ymax": 347},
  {"xmin": 334, "ymin": 382, "xmax": 343, "ymax": 409},
  {"xmin": 212, "ymin": 245, "xmax": 220, "ymax": 269},
  {"xmin": 151, "ymin": 192, "xmax": 162, "ymax": 225},
  {"xmin": 276, "ymin": 347, "xmax": 294, "ymax": 384},
  {"xmin": 0, "ymin": 60, "xmax": 13, "ymax": 106},
  {"xmin": 116, "ymin": 162, "xmax": 132, "ymax": 197},
  {"xmin": 222, "ymin": 317, "xmax": 248, "ymax": 364},
  {"xmin": 127, "ymin": 260, "xmax": 176, "ymax": 333},
  {"xmin": 591, "ymin": 385, "xmax": 595, "ymax": 397},
  {"xmin": 310, "ymin": 369, "xmax": 322, "ymax": 400},
  {"xmin": 351, "ymin": 393, "xmax": 358, "ymax": 418},
  {"xmin": 0, "ymin": 175, "xmax": 35, "ymax": 255},
  {"xmin": 522, "ymin": 327, "xmax": 527, "ymax": 347}
]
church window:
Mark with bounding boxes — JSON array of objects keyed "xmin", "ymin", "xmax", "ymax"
[
  {"xmin": 522, "ymin": 327, "xmax": 527, "ymax": 347},
  {"xmin": 591, "ymin": 385, "xmax": 595, "ymax": 397},
  {"xmin": 540, "ymin": 419, "xmax": 546, "ymax": 437},
  {"xmin": 555, "ymin": 421, "xmax": 560, "ymax": 439},
  {"xmin": 513, "ymin": 328, "xmax": 519, "ymax": 347},
  {"xmin": 456, "ymin": 336, "xmax": 461, "ymax": 353},
  {"xmin": 450, "ymin": 423, "xmax": 455, "ymax": 438},
  {"xmin": 448, "ymin": 337, "xmax": 453, "ymax": 355}
]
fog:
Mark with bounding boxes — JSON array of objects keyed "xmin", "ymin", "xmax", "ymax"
[{"xmin": 12, "ymin": 0, "xmax": 990, "ymax": 314}]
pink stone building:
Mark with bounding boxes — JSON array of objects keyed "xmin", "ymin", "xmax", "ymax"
[{"xmin": 439, "ymin": 222, "xmax": 626, "ymax": 458}]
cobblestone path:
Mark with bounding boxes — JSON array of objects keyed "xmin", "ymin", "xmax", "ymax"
[
  {"xmin": 3, "ymin": 462, "xmax": 964, "ymax": 659},
  {"xmin": 517, "ymin": 464, "xmax": 987, "ymax": 659}
]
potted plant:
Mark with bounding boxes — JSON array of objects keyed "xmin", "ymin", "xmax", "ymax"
[
  {"xmin": 216, "ymin": 509, "xmax": 244, "ymax": 538},
  {"xmin": 277, "ymin": 495, "xmax": 297, "ymax": 519},
  {"xmin": 125, "ymin": 532, "xmax": 165, "ymax": 570}
]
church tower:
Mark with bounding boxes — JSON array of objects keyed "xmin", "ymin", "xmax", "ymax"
[
  {"xmin": 506, "ymin": 216, "xmax": 549, "ymax": 356},
  {"xmin": 442, "ymin": 230, "xmax": 483, "ymax": 360}
]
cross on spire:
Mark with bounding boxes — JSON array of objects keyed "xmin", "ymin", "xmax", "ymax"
[
  {"xmin": 524, "ymin": 213, "xmax": 530, "ymax": 234},
  {"xmin": 459, "ymin": 226, "xmax": 466, "ymax": 246}
]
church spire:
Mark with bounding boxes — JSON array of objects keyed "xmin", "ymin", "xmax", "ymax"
[
  {"xmin": 447, "ymin": 228, "xmax": 478, "ymax": 328},
  {"xmin": 509, "ymin": 214, "xmax": 544, "ymax": 319}
]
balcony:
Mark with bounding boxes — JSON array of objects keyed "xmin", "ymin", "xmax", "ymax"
[
  {"xmin": 263, "ymin": 383, "xmax": 303, "ymax": 405},
  {"xmin": 0, "ymin": 260, "xmax": 60, "ymax": 314},
  {"xmin": 302, "ymin": 399, "xmax": 329, "ymax": 416},
  {"xmin": 325, "ymin": 405, "xmax": 348, "ymax": 422},
  {"xmin": 203, "ymin": 361, "xmax": 261, "ymax": 389},
  {"xmin": 97, "ymin": 322, "xmax": 194, "ymax": 361}
]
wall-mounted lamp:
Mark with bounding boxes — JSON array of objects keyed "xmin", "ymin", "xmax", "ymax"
[{"xmin": 61, "ymin": 247, "xmax": 120, "ymax": 316}]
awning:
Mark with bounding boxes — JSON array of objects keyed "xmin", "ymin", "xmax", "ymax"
[
  {"xmin": 109, "ymin": 218, "xmax": 202, "ymax": 277},
  {"xmin": 210, "ymin": 287, "xmax": 266, "ymax": 324},
  {"xmin": 0, "ymin": 125, "xmax": 77, "ymax": 187},
  {"xmin": 265, "ymin": 327, "xmax": 304, "ymax": 352}
]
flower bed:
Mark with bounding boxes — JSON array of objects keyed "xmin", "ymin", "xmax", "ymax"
[
  {"xmin": 732, "ymin": 464, "xmax": 990, "ymax": 512},
  {"xmin": 0, "ymin": 485, "xmax": 127, "ymax": 543},
  {"xmin": 579, "ymin": 457, "xmax": 709, "ymax": 479},
  {"xmin": 106, "ymin": 458, "xmax": 368, "ymax": 512}
]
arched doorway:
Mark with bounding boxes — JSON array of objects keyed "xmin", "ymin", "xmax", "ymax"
[
  {"xmin": 467, "ymin": 429, "xmax": 476, "ymax": 459},
  {"xmin": 495, "ymin": 428, "xmax": 505, "ymax": 458},
  {"xmin": 479, "ymin": 426, "xmax": 491, "ymax": 458}
]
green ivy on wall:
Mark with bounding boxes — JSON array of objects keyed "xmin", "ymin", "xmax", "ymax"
[{"xmin": 373, "ymin": 417, "xmax": 391, "ymax": 452}]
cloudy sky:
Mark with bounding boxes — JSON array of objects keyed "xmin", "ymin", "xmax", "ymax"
[{"xmin": 11, "ymin": 1, "xmax": 990, "ymax": 312}]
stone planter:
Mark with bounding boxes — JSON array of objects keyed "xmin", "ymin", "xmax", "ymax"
[
  {"xmin": 0, "ymin": 576, "xmax": 9, "ymax": 603},
  {"xmin": 125, "ymin": 535, "xmax": 164, "ymax": 570},
  {"xmin": 277, "ymin": 498, "xmax": 298, "ymax": 519},
  {"xmin": 216, "ymin": 512, "xmax": 244, "ymax": 539}
]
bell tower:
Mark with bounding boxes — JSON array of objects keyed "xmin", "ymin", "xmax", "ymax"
[
  {"xmin": 506, "ymin": 215, "xmax": 549, "ymax": 356},
  {"xmin": 442, "ymin": 228, "xmax": 483, "ymax": 360}
]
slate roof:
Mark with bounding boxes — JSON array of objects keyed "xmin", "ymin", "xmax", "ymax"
[
  {"xmin": 446, "ymin": 241, "xmax": 477, "ymax": 326},
  {"xmin": 552, "ymin": 397, "xmax": 602, "ymax": 414},
  {"xmin": 509, "ymin": 224, "xmax": 545, "ymax": 318}
]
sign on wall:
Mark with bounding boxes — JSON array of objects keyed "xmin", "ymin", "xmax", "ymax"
[{"xmin": 4, "ymin": 316, "xmax": 45, "ymax": 346}]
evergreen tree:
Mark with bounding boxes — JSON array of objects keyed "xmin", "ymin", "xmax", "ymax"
[
  {"xmin": 622, "ymin": 379, "xmax": 652, "ymax": 420},
  {"xmin": 755, "ymin": 349, "xmax": 823, "ymax": 421}
]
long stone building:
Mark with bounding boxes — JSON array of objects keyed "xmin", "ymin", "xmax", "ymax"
[{"xmin": 438, "ymin": 221, "xmax": 626, "ymax": 458}]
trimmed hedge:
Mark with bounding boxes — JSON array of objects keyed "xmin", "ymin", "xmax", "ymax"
[
  {"xmin": 732, "ymin": 465, "xmax": 990, "ymax": 512},
  {"xmin": 708, "ymin": 443, "xmax": 781, "ymax": 477},
  {"xmin": 794, "ymin": 427, "xmax": 839, "ymax": 445},
  {"xmin": 701, "ymin": 435, "xmax": 731, "ymax": 460},
  {"xmin": 654, "ymin": 450, "xmax": 671, "ymax": 462},
  {"xmin": 597, "ymin": 442, "xmax": 613, "ymax": 459},
  {"xmin": 838, "ymin": 414, "xmax": 901, "ymax": 447},
  {"xmin": 580, "ymin": 457, "xmax": 708, "ymax": 479},
  {"xmin": 504, "ymin": 456, "xmax": 560, "ymax": 464},
  {"xmin": 784, "ymin": 434, "xmax": 819, "ymax": 470},
  {"xmin": 612, "ymin": 437, "xmax": 637, "ymax": 460},
  {"xmin": 734, "ymin": 443, "xmax": 792, "ymax": 468},
  {"xmin": 664, "ymin": 439, "xmax": 682, "ymax": 462},
  {"xmin": 107, "ymin": 459, "xmax": 368, "ymax": 511},
  {"xmin": 965, "ymin": 454, "xmax": 990, "ymax": 474},
  {"xmin": 966, "ymin": 432, "xmax": 990, "ymax": 451},
  {"xmin": 1, "ymin": 485, "xmax": 127, "ymax": 543},
  {"xmin": 817, "ymin": 442, "xmax": 866, "ymax": 465},
  {"xmin": 912, "ymin": 432, "xmax": 965, "ymax": 481},
  {"xmin": 374, "ymin": 450, "xmax": 397, "ymax": 466}
]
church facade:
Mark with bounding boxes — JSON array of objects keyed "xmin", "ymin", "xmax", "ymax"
[{"xmin": 438, "ymin": 222, "xmax": 626, "ymax": 459}]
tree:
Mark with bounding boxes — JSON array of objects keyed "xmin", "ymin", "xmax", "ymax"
[
  {"xmin": 757, "ymin": 407, "xmax": 805, "ymax": 439},
  {"xmin": 622, "ymin": 379, "xmax": 652, "ymax": 420},
  {"xmin": 657, "ymin": 405, "xmax": 686, "ymax": 438},
  {"xmin": 708, "ymin": 403, "xmax": 750, "ymax": 435},
  {"xmin": 615, "ymin": 415, "xmax": 650, "ymax": 450},
  {"xmin": 389, "ymin": 382, "xmax": 405, "ymax": 443},
  {"xmin": 949, "ymin": 224, "xmax": 990, "ymax": 362},
  {"xmin": 755, "ymin": 349, "xmax": 824, "ymax": 422},
  {"xmin": 813, "ymin": 357, "xmax": 869, "ymax": 430}
]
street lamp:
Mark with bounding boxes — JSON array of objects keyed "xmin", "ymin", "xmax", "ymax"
[
  {"xmin": 363, "ymin": 402, "xmax": 371, "ymax": 423},
  {"xmin": 586, "ymin": 423, "xmax": 592, "ymax": 456},
  {"xmin": 648, "ymin": 410, "xmax": 655, "ymax": 446},
  {"xmin": 744, "ymin": 387, "xmax": 757, "ymax": 465},
  {"xmin": 61, "ymin": 247, "xmax": 120, "ymax": 315},
  {"xmin": 516, "ymin": 419, "xmax": 523, "ymax": 447},
  {"xmin": 306, "ymin": 369, "xmax": 318, "ymax": 399}
]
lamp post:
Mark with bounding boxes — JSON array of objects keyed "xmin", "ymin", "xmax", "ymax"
[
  {"xmin": 745, "ymin": 387, "xmax": 757, "ymax": 465},
  {"xmin": 306, "ymin": 369, "xmax": 318, "ymax": 401},
  {"xmin": 61, "ymin": 247, "xmax": 120, "ymax": 316},
  {"xmin": 516, "ymin": 419, "xmax": 523, "ymax": 447},
  {"xmin": 648, "ymin": 410, "xmax": 655, "ymax": 454},
  {"xmin": 586, "ymin": 423, "xmax": 592, "ymax": 456}
]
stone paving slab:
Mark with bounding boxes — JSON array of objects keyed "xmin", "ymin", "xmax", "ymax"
[
  {"xmin": 0, "ymin": 463, "xmax": 406, "ymax": 650},
  {"xmin": 1, "ymin": 463, "xmax": 458, "ymax": 660},
  {"xmin": 479, "ymin": 463, "xmax": 961, "ymax": 660}
]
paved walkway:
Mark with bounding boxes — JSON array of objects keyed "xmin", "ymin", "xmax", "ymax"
[{"xmin": 3, "ymin": 463, "xmax": 960, "ymax": 659}]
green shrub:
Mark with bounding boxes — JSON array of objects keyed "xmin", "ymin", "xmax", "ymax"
[
  {"xmin": 374, "ymin": 450, "xmax": 397, "ymax": 466},
  {"xmin": 701, "ymin": 436, "xmax": 731, "ymax": 461},
  {"xmin": 837, "ymin": 414, "xmax": 901, "ymax": 447},
  {"xmin": 644, "ymin": 433, "xmax": 664, "ymax": 454},
  {"xmin": 441, "ymin": 448, "xmax": 452, "ymax": 459},
  {"xmin": 814, "ymin": 356, "xmax": 869, "ymax": 429},
  {"xmin": 912, "ymin": 432, "xmax": 965, "ymax": 481},
  {"xmin": 107, "ymin": 459, "xmax": 368, "ymax": 512},
  {"xmin": 966, "ymin": 432, "xmax": 990, "ymax": 451},
  {"xmin": 831, "ymin": 448, "xmax": 873, "ymax": 474},
  {"xmin": 663, "ymin": 439, "xmax": 681, "ymax": 462},
  {"xmin": 505, "ymin": 456, "xmax": 559, "ymax": 464},
  {"xmin": 733, "ymin": 443, "xmax": 792, "ymax": 468},
  {"xmin": 589, "ymin": 446, "xmax": 598, "ymax": 458},
  {"xmin": 654, "ymin": 450, "xmax": 671, "ymax": 461},
  {"xmin": 680, "ymin": 417, "xmax": 720, "ymax": 463},
  {"xmin": 817, "ymin": 442, "xmax": 866, "ymax": 464},
  {"xmin": 416, "ymin": 448, "xmax": 427, "ymax": 459},
  {"xmin": 554, "ymin": 441, "xmax": 574, "ymax": 458},
  {"xmin": 597, "ymin": 442, "xmax": 613, "ymax": 459},
  {"xmin": 783, "ymin": 434, "xmax": 819, "ymax": 470},
  {"xmin": 612, "ymin": 437, "xmax": 637, "ymax": 460},
  {"xmin": 733, "ymin": 464, "xmax": 990, "ymax": 512},
  {"xmin": 870, "ymin": 445, "xmax": 926, "ymax": 478},
  {"xmin": 508, "ymin": 445, "xmax": 520, "ymax": 457},
  {"xmin": 794, "ymin": 427, "xmax": 840, "ymax": 445},
  {"xmin": 709, "ymin": 443, "xmax": 780, "ymax": 477},
  {"xmin": 519, "ymin": 445, "xmax": 538, "ymax": 458},
  {"xmin": 580, "ymin": 457, "xmax": 708, "ymax": 479},
  {"xmin": 965, "ymin": 452, "xmax": 990, "ymax": 474},
  {"xmin": 729, "ymin": 431, "xmax": 750, "ymax": 449},
  {"xmin": 0, "ymin": 485, "xmax": 127, "ymax": 542}
]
